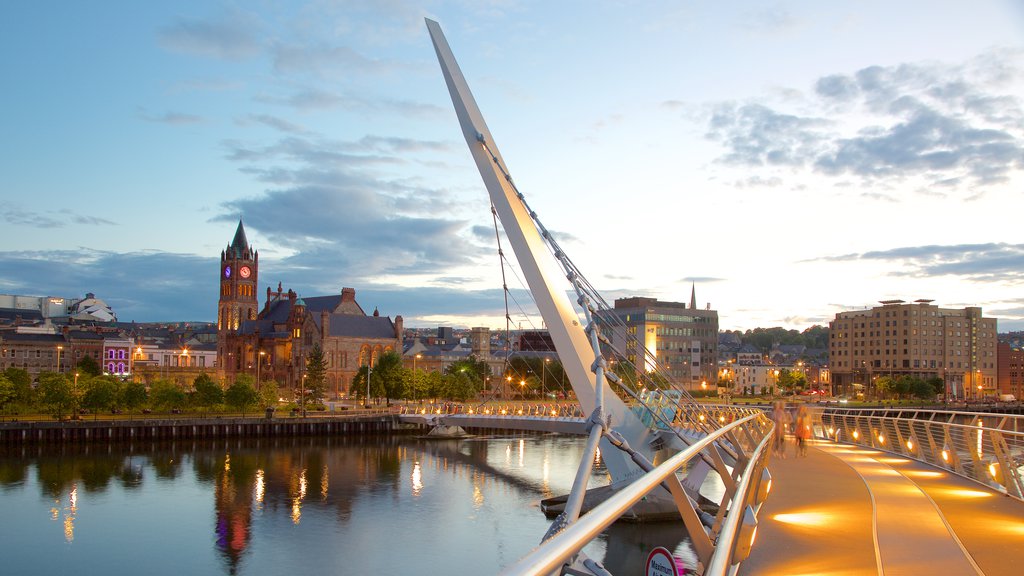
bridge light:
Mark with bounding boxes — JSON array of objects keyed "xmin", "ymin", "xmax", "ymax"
[
  {"xmin": 827, "ymin": 427, "xmax": 834, "ymax": 436},
  {"xmin": 755, "ymin": 468, "xmax": 772, "ymax": 505},
  {"xmin": 551, "ymin": 410, "xmax": 558, "ymax": 416},
  {"xmin": 732, "ymin": 505, "xmax": 759, "ymax": 564},
  {"xmin": 988, "ymin": 460, "xmax": 1004, "ymax": 484},
  {"xmin": 877, "ymin": 433, "xmax": 885, "ymax": 445},
  {"xmin": 698, "ymin": 414, "xmax": 706, "ymax": 422},
  {"xmin": 468, "ymin": 409, "xmax": 474, "ymax": 414},
  {"xmin": 941, "ymin": 444, "xmax": 950, "ymax": 463},
  {"xmin": 852, "ymin": 430, "xmax": 860, "ymax": 440},
  {"xmin": 906, "ymin": 439, "xmax": 914, "ymax": 451}
]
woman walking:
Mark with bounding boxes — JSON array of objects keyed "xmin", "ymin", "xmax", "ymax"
[
  {"xmin": 770, "ymin": 401, "xmax": 791, "ymax": 458},
  {"xmin": 795, "ymin": 404, "xmax": 812, "ymax": 457}
]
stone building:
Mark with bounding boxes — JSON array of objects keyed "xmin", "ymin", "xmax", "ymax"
[{"xmin": 215, "ymin": 222, "xmax": 402, "ymax": 398}]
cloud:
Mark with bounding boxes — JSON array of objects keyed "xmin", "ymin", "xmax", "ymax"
[
  {"xmin": 256, "ymin": 89, "xmax": 445, "ymax": 116},
  {"xmin": 0, "ymin": 249, "xmax": 214, "ymax": 321},
  {"xmin": 271, "ymin": 43, "xmax": 410, "ymax": 79},
  {"xmin": 707, "ymin": 51, "xmax": 1024, "ymax": 192},
  {"xmin": 139, "ymin": 111, "xmax": 203, "ymax": 124},
  {"xmin": 158, "ymin": 8, "xmax": 262, "ymax": 60},
  {"xmin": 215, "ymin": 134, "xmax": 487, "ymax": 286},
  {"xmin": 242, "ymin": 114, "xmax": 310, "ymax": 135},
  {"xmin": 821, "ymin": 242, "xmax": 1024, "ymax": 282},
  {"xmin": 2, "ymin": 204, "xmax": 117, "ymax": 228},
  {"xmin": 682, "ymin": 277, "xmax": 726, "ymax": 283}
]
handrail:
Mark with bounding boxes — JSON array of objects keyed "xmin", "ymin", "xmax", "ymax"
[
  {"xmin": 820, "ymin": 410, "xmax": 1024, "ymax": 500},
  {"xmin": 500, "ymin": 412, "xmax": 773, "ymax": 576}
]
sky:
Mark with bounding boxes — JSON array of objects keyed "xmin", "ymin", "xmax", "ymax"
[{"xmin": 1, "ymin": 1, "xmax": 1023, "ymax": 332}]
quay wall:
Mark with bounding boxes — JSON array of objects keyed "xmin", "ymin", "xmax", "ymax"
[{"xmin": 0, "ymin": 414, "xmax": 416, "ymax": 445}]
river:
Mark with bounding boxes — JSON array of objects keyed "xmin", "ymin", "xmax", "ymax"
[{"xmin": 0, "ymin": 433, "xmax": 698, "ymax": 575}]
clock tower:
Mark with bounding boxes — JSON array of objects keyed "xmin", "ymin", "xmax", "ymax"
[{"xmin": 218, "ymin": 221, "xmax": 258, "ymax": 367}]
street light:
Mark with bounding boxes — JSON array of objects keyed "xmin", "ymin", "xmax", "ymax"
[
  {"xmin": 256, "ymin": 350, "xmax": 265, "ymax": 391},
  {"xmin": 366, "ymin": 364, "xmax": 372, "ymax": 409},
  {"xmin": 414, "ymin": 353, "xmax": 422, "ymax": 403},
  {"xmin": 56, "ymin": 345, "xmax": 63, "ymax": 373},
  {"xmin": 543, "ymin": 358, "xmax": 550, "ymax": 399}
]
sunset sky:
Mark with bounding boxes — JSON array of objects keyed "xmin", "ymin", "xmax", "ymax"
[{"xmin": 2, "ymin": 1, "xmax": 1023, "ymax": 332}]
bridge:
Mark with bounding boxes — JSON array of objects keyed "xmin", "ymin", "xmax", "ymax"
[
  {"xmin": 420, "ymin": 18, "xmax": 1024, "ymax": 575},
  {"xmin": 402, "ymin": 404, "xmax": 1024, "ymax": 575}
]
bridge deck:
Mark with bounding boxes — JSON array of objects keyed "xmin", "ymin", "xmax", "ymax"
[{"xmin": 740, "ymin": 438, "xmax": 1024, "ymax": 576}]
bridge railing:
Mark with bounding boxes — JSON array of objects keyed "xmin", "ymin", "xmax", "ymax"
[
  {"xmin": 499, "ymin": 411, "xmax": 775, "ymax": 576},
  {"xmin": 398, "ymin": 403, "xmax": 585, "ymax": 418},
  {"xmin": 820, "ymin": 408, "xmax": 1024, "ymax": 500}
]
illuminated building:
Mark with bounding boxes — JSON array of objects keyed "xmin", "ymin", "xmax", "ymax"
[
  {"xmin": 829, "ymin": 300, "xmax": 997, "ymax": 399},
  {"xmin": 216, "ymin": 222, "xmax": 403, "ymax": 396},
  {"xmin": 600, "ymin": 286, "xmax": 719, "ymax": 391}
]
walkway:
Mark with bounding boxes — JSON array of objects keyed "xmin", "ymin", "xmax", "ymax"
[{"xmin": 740, "ymin": 438, "xmax": 1024, "ymax": 576}]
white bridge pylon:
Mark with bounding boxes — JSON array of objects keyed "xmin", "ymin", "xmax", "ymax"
[{"xmin": 426, "ymin": 19, "xmax": 653, "ymax": 487}]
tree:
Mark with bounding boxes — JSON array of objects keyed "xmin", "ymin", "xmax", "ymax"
[
  {"xmin": 3, "ymin": 367, "xmax": 33, "ymax": 406},
  {"xmin": 373, "ymin": 351, "xmax": 406, "ymax": 405},
  {"xmin": 442, "ymin": 370, "xmax": 476, "ymax": 402},
  {"xmin": 911, "ymin": 379, "xmax": 935, "ymax": 400},
  {"xmin": 38, "ymin": 372, "xmax": 75, "ymax": 419},
  {"xmin": 192, "ymin": 373, "xmax": 223, "ymax": 415},
  {"xmin": 150, "ymin": 380, "xmax": 187, "ymax": 413},
  {"xmin": 82, "ymin": 376, "xmax": 118, "ymax": 419},
  {"xmin": 0, "ymin": 374, "xmax": 15, "ymax": 419},
  {"xmin": 120, "ymin": 382, "xmax": 147, "ymax": 418},
  {"xmin": 258, "ymin": 380, "xmax": 279, "ymax": 410},
  {"xmin": 927, "ymin": 377, "xmax": 945, "ymax": 398},
  {"xmin": 225, "ymin": 378, "xmax": 258, "ymax": 416},
  {"xmin": 76, "ymin": 355, "xmax": 102, "ymax": 378},
  {"xmin": 874, "ymin": 376, "xmax": 893, "ymax": 400},
  {"xmin": 304, "ymin": 343, "xmax": 327, "ymax": 409}
]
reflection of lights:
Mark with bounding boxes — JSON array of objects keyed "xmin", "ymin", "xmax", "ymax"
[
  {"xmin": 321, "ymin": 465, "xmax": 329, "ymax": 500},
  {"xmin": 64, "ymin": 514, "xmax": 74, "ymax": 543},
  {"xmin": 292, "ymin": 470, "xmax": 307, "ymax": 525},
  {"xmin": 472, "ymin": 484, "xmax": 484, "ymax": 509},
  {"xmin": 69, "ymin": 485, "xmax": 78, "ymax": 513},
  {"xmin": 906, "ymin": 440, "xmax": 914, "ymax": 451},
  {"xmin": 224, "ymin": 454, "xmax": 231, "ymax": 472},
  {"xmin": 412, "ymin": 462, "xmax": 423, "ymax": 496},
  {"xmin": 976, "ymin": 423, "xmax": 983, "ymax": 457},
  {"xmin": 299, "ymin": 470, "xmax": 307, "ymax": 500},
  {"xmin": 877, "ymin": 433, "xmax": 885, "ymax": 444},
  {"xmin": 935, "ymin": 488, "xmax": 992, "ymax": 499},
  {"xmin": 942, "ymin": 449, "xmax": 950, "ymax": 462},
  {"xmin": 519, "ymin": 439, "xmax": 525, "ymax": 467},
  {"xmin": 877, "ymin": 457, "xmax": 910, "ymax": 465},
  {"xmin": 904, "ymin": 470, "xmax": 945, "ymax": 479},
  {"xmin": 255, "ymin": 469, "xmax": 265, "ymax": 504},
  {"xmin": 772, "ymin": 511, "xmax": 835, "ymax": 527}
]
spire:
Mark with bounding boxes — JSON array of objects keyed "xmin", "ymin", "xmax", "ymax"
[
  {"xmin": 690, "ymin": 283, "xmax": 697, "ymax": 310},
  {"xmin": 229, "ymin": 220, "xmax": 249, "ymax": 257}
]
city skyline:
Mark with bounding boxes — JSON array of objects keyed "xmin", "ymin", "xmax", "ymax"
[{"xmin": 2, "ymin": 2, "xmax": 1023, "ymax": 330}]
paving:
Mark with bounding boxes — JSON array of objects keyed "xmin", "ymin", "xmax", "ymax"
[{"xmin": 739, "ymin": 438, "xmax": 1024, "ymax": 576}]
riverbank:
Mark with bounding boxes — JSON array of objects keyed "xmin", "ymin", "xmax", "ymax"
[{"xmin": 0, "ymin": 412, "xmax": 415, "ymax": 445}]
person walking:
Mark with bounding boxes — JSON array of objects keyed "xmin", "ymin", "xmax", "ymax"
[
  {"xmin": 770, "ymin": 401, "xmax": 792, "ymax": 458},
  {"xmin": 795, "ymin": 404, "xmax": 812, "ymax": 457}
]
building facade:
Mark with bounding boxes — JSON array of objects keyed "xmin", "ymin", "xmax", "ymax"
[
  {"xmin": 829, "ymin": 299, "xmax": 998, "ymax": 399},
  {"xmin": 996, "ymin": 342, "xmax": 1023, "ymax": 400},
  {"xmin": 601, "ymin": 287, "xmax": 719, "ymax": 391},
  {"xmin": 215, "ymin": 222, "xmax": 403, "ymax": 397}
]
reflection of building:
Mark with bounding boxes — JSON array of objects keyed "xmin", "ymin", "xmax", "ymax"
[
  {"xmin": 600, "ymin": 287, "xmax": 719, "ymax": 391},
  {"xmin": 829, "ymin": 300, "xmax": 998, "ymax": 398},
  {"xmin": 216, "ymin": 222, "xmax": 403, "ymax": 396},
  {"xmin": 214, "ymin": 456, "xmax": 254, "ymax": 575}
]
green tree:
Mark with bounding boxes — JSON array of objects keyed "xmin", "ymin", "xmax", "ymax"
[
  {"xmin": 0, "ymin": 374, "xmax": 15, "ymax": 419},
  {"xmin": 192, "ymin": 373, "xmax": 223, "ymax": 415},
  {"xmin": 373, "ymin": 351, "xmax": 406, "ymax": 405},
  {"xmin": 927, "ymin": 377, "xmax": 945, "ymax": 398},
  {"xmin": 258, "ymin": 380, "xmax": 279, "ymax": 410},
  {"xmin": 38, "ymin": 372, "xmax": 75, "ymax": 419},
  {"xmin": 150, "ymin": 380, "xmax": 187, "ymax": 413},
  {"xmin": 304, "ymin": 343, "xmax": 327, "ymax": 409},
  {"xmin": 3, "ymin": 367, "xmax": 33, "ymax": 406},
  {"xmin": 76, "ymin": 355, "xmax": 102, "ymax": 377},
  {"xmin": 442, "ymin": 370, "xmax": 476, "ymax": 402},
  {"xmin": 225, "ymin": 378, "xmax": 258, "ymax": 416},
  {"xmin": 874, "ymin": 376, "xmax": 893, "ymax": 400},
  {"xmin": 82, "ymin": 376, "xmax": 118, "ymax": 419},
  {"xmin": 120, "ymin": 382, "xmax": 147, "ymax": 418},
  {"xmin": 911, "ymin": 379, "xmax": 935, "ymax": 400}
]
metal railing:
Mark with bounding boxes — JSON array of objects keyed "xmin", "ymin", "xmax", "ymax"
[
  {"xmin": 499, "ymin": 411, "xmax": 774, "ymax": 576},
  {"xmin": 820, "ymin": 408, "xmax": 1024, "ymax": 499}
]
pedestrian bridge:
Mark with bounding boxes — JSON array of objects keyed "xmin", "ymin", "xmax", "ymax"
[{"xmin": 400, "ymin": 404, "xmax": 1024, "ymax": 576}]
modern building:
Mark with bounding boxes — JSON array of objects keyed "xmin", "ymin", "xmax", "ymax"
[
  {"xmin": 996, "ymin": 342, "xmax": 1023, "ymax": 400},
  {"xmin": 829, "ymin": 299, "xmax": 998, "ymax": 399},
  {"xmin": 600, "ymin": 286, "xmax": 719, "ymax": 391},
  {"xmin": 0, "ymin": 292, "xmax": 116, "ymax": 323},
  {"xmin": 216, "ymin": 221, "xmax": 403, "ymax": 398}
]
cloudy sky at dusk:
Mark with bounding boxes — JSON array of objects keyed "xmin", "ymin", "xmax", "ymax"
[{"xmin": 2, "ymin": 1, "xmax": 1023, "ymax": 332}]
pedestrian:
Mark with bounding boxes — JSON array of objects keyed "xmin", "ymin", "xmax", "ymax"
[
  {"xmin": 795, "ymin": 405, "xmax": 812, "ymax": 457},
  {"xmin": 770, "ymin": 401, "xmax": 791, "ymax": 458}
]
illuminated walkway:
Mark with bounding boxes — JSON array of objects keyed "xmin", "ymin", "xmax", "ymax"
[{"xmin": 740, "ymin": 439, "xmax": 1024, "ymax": 576}]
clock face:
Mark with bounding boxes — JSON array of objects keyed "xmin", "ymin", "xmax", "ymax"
[
  {"xmin": 239, "ymin": 266, "xmax": 251, "ymax": 279},
  {"xmin": 224, "ymin": 266, "xmax": 231, "ymax": 278}
]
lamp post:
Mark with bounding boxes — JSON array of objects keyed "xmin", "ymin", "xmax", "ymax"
[
  {"xmin": 300, "ymin": 373, "xmax": 306, "ymax": 417},
  {"xmin": 543, "ymin": 357, "xmax": 550, "ymax": 399},
  {"xmin": 414, "ymin": 353, "xmax": 422, "ymax": 403},
  {"xmin": 73, "ymin": 372, "xmax": 79, "ymax": 419},
  {"xmin": 56, "ymin": 345, "xmax": 63, "ymax": 373},
  {"xmin": 256, "ymin": 350, "xmax": 265, "ymax": 392},
  {"xmin": 366, "ymin": 365, "xmax": 372, "ymax": 409}
]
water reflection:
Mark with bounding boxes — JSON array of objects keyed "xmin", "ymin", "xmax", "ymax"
[{"xmin": 1, "ymin": 435, "xmax": 695, "ymax": 576}]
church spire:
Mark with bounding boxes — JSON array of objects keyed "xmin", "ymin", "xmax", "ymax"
[
  {"xmin": 229, "ymin": 220, "xmax": 249, "ymax": 257},
  {"xmin": 690, "ymin": 283, "xmax": 697, "ymax": 310}
]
